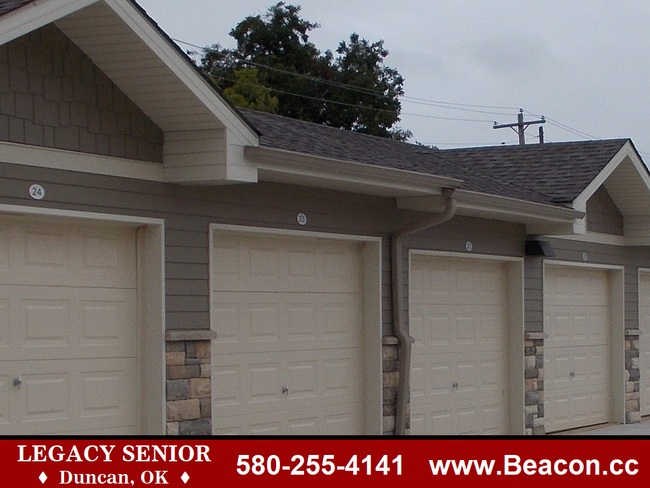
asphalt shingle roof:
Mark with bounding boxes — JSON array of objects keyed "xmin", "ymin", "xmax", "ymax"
[
  {"xmin": 241, "ymin": 108, "xmax": 629, "ymax": 206},
  {"xmin": 1, "ymin": 3, "xmax": 632, "ymax": 207},
  {"xmin": 441, "ymin": 140, "xmax": 630, "ymax": 203},
  {"xmin": 0, "ymin": 0, "xmax": 34, "ymax": 15}
]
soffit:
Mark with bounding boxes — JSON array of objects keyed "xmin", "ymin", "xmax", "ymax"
[{"xmin": 55, "ymin": 1, "xmax": 223, "ymax": 133}]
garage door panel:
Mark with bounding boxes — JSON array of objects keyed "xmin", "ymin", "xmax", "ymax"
[
  {"xmin": 0, "ymin": 217, "xmax": 140, "ymax": 435},
  {"xmin": 214, "ymin": 349, "xmax": 360, "ymax": 412},
  {"xmin": 545, "ymin": 309, "xmax": 609, "ymax": 349},
  {"xmin": 410, "ymin": 409, "xmax": 453, "ymax": 436},
  {"xmin": 546, "ymin": 268, "xmax": 609, "ymax": 306},
  {"xmin": 213, "ymin": 236, "xmax": 360, "ymax": 294},
  {"xmin": 212, "ymin": 233, "xmax": 364, "ymax": 435},
  {"xmin": 2, "ymin": 285, "xmax": 137, "ymax": 361},
  {"xmin": 0, "ymin": 220, "xmax": 136, "ymax": 289},
  {"xmin": 213, "ymin": 344, "xmax": 361, "ymax": 432},
  {"xmin": 213, "ymin": 292, "xmax": 360, "ymax": 354},
  {"xmin": 410, "ymin": 256, "xmax": 509, "ymax": 435},
  {"xmin": 411, "ymin": 260, "xmax": 505, "ymax": 306},
  {"xmin": 213, "ymin": 403, "xmax": 362, "ymax": 436},
  {"xmin": 545, "ymin": 266, "xmax": 611, "ymax": 432},
  {"xmin": 0, "ymin": 358, "xmax": 139, "ymax": 435}
]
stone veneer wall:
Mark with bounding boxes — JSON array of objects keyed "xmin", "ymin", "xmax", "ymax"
[
  {"xmin": 382, "ymin": 336, "xmax": 402, "ymax": 435},
  {"xmin": 165, "ymin": 330, "xmax": 216, "ymax": 435},
  {"xmin": 625, "ymin": 329, "xmax": 641, "ymax": 424},
  {"xmin": 524, "ymin": 332, "xmax": 545, "ymax": 435}
]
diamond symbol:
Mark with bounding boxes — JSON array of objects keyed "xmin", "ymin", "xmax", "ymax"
[
  {"xmin": 181, "ymin": 472, "xmax": 190, "ymax": 484},
  {"xmin": 39, "ymin": 472, "xmax": 48, "ymax": 484}
]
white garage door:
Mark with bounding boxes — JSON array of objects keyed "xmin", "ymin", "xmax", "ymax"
[
  {"xmin": 211, "ymin": 232, "xmax": 364, "ymax": 435},
  {"xmin": 639, "ymin": 272, "xmax": 650, "ymax": 417},
  {"xmin": 410, "ymin": 256, "xmax": 509, "ymax": 435},
  {"xmin": 0, "ymin": 215, "xmax": 139, "ymax": 435},
  {"xmin": 544, "ymin": 265, "xmax": 611, "ymax": 432}
]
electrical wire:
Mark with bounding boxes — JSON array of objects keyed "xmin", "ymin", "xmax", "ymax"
[
  {"xmin": 174, "ymin": 37, "xmax": 524, "ymax": 116},
  {"xmin": 174, "ymin": 37, "xmax": 650, "ymax": 156},
  {"xmin": 215, "ymin": 75, "xmax": 494, "ymax": 123}
]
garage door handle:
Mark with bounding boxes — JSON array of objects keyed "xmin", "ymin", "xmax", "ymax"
[
  {"xmin": 452, "ymin": 382, "xmax": 459, "ymax": 390},
  {"xmin": 13, "ymin": 376, "xmax": 21, "ymax": 387},
  {"xmin": 570, "ymin": 372, "xmax": 575, "ymax": 378},
  {"xmin": 282, "ymin": 385, "xmax": 289, "ymax": 395}
]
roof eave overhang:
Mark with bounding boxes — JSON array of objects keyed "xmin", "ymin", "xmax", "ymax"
[
  {"xmin": 399, "ymin": 188, "xmax": 583, "ymax": 234},
  {"xmin": 246, "ymin": 146, "xmax": 463, "ymax": 198}
]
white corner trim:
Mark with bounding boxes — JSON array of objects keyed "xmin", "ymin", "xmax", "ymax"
[{"xmin": 0, "ymin": 141, "xmax": 164, "ymax": 181}]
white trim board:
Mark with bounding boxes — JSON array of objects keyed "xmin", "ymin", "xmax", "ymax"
[
  {"xmin": 0, "ymin": 202, "xmax": 166, "ymax": 434},
  {"xmin": 0, "ymin": 141, "xmax": 165, "ymax": 181}
]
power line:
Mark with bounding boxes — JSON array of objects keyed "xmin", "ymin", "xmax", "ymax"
[
  {"xmin": 216, "ymin": 76, "xmax": 493, "ymax": 123},
  {"xmin": 174, "ymin": 37, "xmax": 525, "ymax": 116},
  {"xmin": 173, "ymin": 37, "xmax": 650, "ymax": 155}
]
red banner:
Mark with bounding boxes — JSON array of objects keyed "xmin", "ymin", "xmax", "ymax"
[{"xmin": 0, "ymin": 438, "xmax": 647, "ymax": 487}]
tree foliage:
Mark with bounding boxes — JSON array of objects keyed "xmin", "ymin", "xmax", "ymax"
[
  {"xmin": 200, "ymin": 2, "xmax": 411, "ymax": 141},
  {"xmin": 223, "ymin": 69, "xmax": 279, "ymax": 112}
]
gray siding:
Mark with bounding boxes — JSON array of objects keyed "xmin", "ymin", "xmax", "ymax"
[
  {"xmin": 586, "ymin": 186, "xmax": 624, "ymax": 235},
  {"xmin": 0, "ymin": 24, "xmax": 163, "ymax": 162},
  {"xmin": 525, "ymin": 256, "xmax": 544, "ymax": 332},
  {"xmin": 1, "ymin": 160, "xmax": 531, "ymax": 335},
  {"xmin": 525, "ymin": 238, "xmax": 650, "ymax": 332}
]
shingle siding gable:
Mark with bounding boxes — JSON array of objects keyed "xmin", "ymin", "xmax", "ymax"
[
  {"xmin": 0, "ymin": 24, "xmax": 164, "ymax": 162},
  {"xmin": 587, "ymin": 185, "xmax": 624, "ymax": 235}
]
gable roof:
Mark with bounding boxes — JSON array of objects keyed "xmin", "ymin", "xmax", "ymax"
[
  {"xmin": 440, "ymin": 139, "xmax": 631, "ymax": 203},
  {"xmin": 2, "ymin": 1, "xmax": 647, "ymax": 235},
  {"xmin": 0, "ymin": 0, "xmax": 261, "ymax": 184}
]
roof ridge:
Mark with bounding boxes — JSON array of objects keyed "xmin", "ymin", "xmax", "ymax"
[{"xmin": 440, "ymin": 138, "xmax": 630, "ymax": 153}]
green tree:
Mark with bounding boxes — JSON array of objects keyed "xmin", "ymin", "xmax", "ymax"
[
  {"xmin": 201, "ymin": 2, "xmax": 410, "ymax": 140},
  {"xmin": 223, "ymin": 68, "xmax": 279, "ymax": 112}
]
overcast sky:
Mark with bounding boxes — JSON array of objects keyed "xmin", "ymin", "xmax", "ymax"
[{"xmin": 137, "ymin": 0, "xmax": 650, "ymax": 157}]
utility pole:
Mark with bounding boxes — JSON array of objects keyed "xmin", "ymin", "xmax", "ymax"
[{"xmin": 493, "ymin": 109, "xmax": 546, "ymax": 145}]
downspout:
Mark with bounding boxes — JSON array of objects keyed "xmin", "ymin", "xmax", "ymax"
[{"xmin": 392, "ymin": 188, "xmax": 457, "ymax": 435}]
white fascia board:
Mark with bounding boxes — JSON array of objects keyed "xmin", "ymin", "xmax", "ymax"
[
  {"xmin": 544, "ymin": 232, "xmax": 627, "ymax": 247},
  {"xmin": 0, "ymin": 140, "xmax": 164, "ymax": 180},
  {"xmin": 246, "ymin": 146, "xmax": 462, "ymax": 196},
  {"xmin": 103, "ymin": 0, "xmax": 258, "ymax": 147},
  {"xmin": 573, "ymin": 142, "xmax": 650, "ymax": 210},
  {"xmin": 0, "ymin": 0, "xmax": 98, "ymax": 45},
  {"xmin": 453, "ymin": 189, "xmax": 584, "ymax": 223}
]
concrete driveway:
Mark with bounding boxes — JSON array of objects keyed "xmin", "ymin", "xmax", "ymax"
[{"xmin": 560, "ymin": 418, "xmax": 650, "ymax": 436}]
